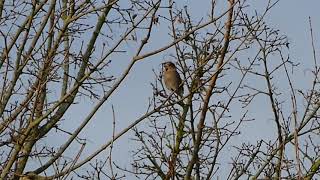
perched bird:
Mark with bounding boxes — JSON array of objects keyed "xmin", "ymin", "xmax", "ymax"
[{"xmin": 162, "ymin": 61, "xmax": 184, "ymax": 98}]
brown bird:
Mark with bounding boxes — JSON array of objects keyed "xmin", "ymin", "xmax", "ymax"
[{"xmin": 162, "ymin": 61, "xmax": 184, "ymax": 98}]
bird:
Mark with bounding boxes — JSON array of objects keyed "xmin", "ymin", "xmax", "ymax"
[{"xmin": 162, "ymin": 61, "xmax": 184, "ymax": 98}]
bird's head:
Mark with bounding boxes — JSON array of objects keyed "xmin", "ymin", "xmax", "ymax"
[{"xmin": 162, "ymin": 61, "xmax": 176, "ymax": 71}]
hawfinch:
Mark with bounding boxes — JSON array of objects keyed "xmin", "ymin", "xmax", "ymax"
[{"xmin": 162, "ymin": 61, "xmax": 184, "ymax": 98}]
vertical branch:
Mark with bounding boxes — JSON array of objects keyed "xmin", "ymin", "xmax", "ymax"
[
  {"xmin": 33, "ymin": 2, "xmax": 161, "ymax": 176},
  {"xmin": 109, "ymin": 105, "xmax": 116, "ymax": 179},
  {"xmin": 309, "ymin": 17, "xmax": 317, "ymax": 68},
  {"xmin": 61, "ymin": 0, "xmax": 71, "ymax": 97},
  {"xmin": 0, "ymin": 0, "xmax": 48, "ymax": 69},
  {"xmin": 0, "ymin": 2, "xmax": 36, "ymax": 117},
  {"xmin": 0, "ymin": 0, "xmax": 4, "ymax": 20},
  {"xmin": 13, "ymin": 0, "xmax": 56, "ymax": 178},
  {"xmin": 29, "ymin": 0, "xmax": 117, "ymax": 174},
  {"xmin": 39, "ymin": 0, "xmax": 116, "ymax": 135},
  {"xmin": 165, "ymin": 98, "xmax": 191, "ymax": 180},
  {"xmin": 184, "ymin": 0, "xmax": 235, "ymax": 179},
  {"xmin": 262, "ymin": 49, "xmax": 283, "ymax": 179},
  {"xmin": 303, "ymin": 17, "xmax": 320, "ymax": 180},
  {"xmin": 0, "ymin": 1, "xmax": 51, "ymax": 132}
]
